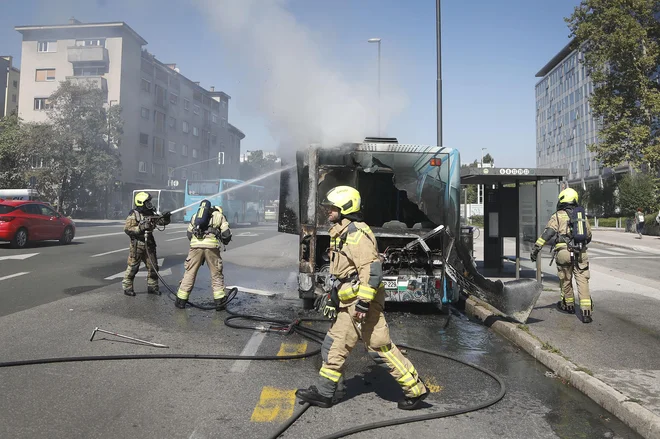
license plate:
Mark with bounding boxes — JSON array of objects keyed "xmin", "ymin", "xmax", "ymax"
[{"xmin": 384, "ymin": 280, "xmax": 397, "ymax": 290}]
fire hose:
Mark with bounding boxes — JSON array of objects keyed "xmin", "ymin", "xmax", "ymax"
[{"xmin": 0, "ymin": 238, "xmax": 507, "ymax": 438}]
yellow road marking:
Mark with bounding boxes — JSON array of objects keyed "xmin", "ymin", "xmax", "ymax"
[
  {"xmin": 422, "ymin": 376, "xmax": 443, "ymax": 393},
  {"xmin": 250, "ymin": 387, "xmax": 296, "ymax": 422},
  {"xmin": 277, "ymin": 342, "xmax": 308, "ymax": 357}
]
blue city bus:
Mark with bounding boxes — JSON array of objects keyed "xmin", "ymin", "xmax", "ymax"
[{"xmin": 184, "ymin": 179, "xmax": 265, "ymax": 226}]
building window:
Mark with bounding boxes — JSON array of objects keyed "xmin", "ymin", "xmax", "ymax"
[
  {"xmin": 182, "ymin": 121, "xmax": 189, "ymax": 133},
  {"xmin": 169, "ymin": 93, "xmax": 179, "ymax": 105},
  {"xmin": 140, "ymin": 133, "xmax": 149, "ymax": 145},
  {"xmin": 222, "ymin": 118, "xmax": 227, "ymax": 128},
  {"xmin": 169, "ymin": 140, "xmax": 176, "ymax": 152},
  {"xmin": 35, "ymin": 69, "xmax": 56, "ymax": 82},
  {"xmin": 11, "ymin": 94, "xmax": 16, "ymax": 103},
  {"xmin": 151, "ymin": 163, "xmax": 156, "ymax": 176},
  {"xmin": 192, "ymin": 127, "xmax": 199, "ymax": 137},
  {"xmin": 154, "ymin": 111, "xmax": 166, "ymax": 132},
  {"xmin": 75, "ymin": 39, "xmax": 105, "ymax": 47},
  {"xmin": 192, "ymin": 149, "xmax": 198, "ymax": 159},
  {"xmin": 139, "ymin": 161, "xmax": 147, "ymax": 173},
  {"xmin": 184, "ymin": 99, "xmax": 190, "ymax": 111},
  {"xmin": 73, "ymin": 67, "xmax": 103, "ymax": 76},
  {"xmin": 12, "ymin": 80, "xmax": 17, "ymax": 88},
  {"xmin": 154, "ymin": 137, "xmax": 165, "ymax": 158},
  {"xmin": 37, "ymin": 41, "xmax": 57, "ymax": 52},
  {"xmin": 212, "ymin": 113, "xmax": 218, "ymax": 123},
  {"xmin": 168, "ymin": 116, "xmax": 176, "ymax": 129},
  {"xmin": 222, "ymin": 100, "xmax": 227, "ymax": 109},
  {"xmin": 182, "ymin": 169, "xmax": 187, "ymax": 179},
  {"xmin": 33, "ymin": 98, "xmax": 51, "ymax": 110},
  {"xmin": 168, "ymin": 167, "xmax": 174, "ymax": 176},
  {"xmin": 193, "ymin": 104, "xmax": 200, "ymax": 115},
  {"xmin": 140, "ymin": 107, "xmax": 150, "ymax": 119},
  {"xmin": 211, "ymin": 134, "xmax": 217, "ymax": 144},
  {"xmin": 141, "ymin": 78, "xmax": 151, "ymax": 93},
  {"xmin": 182, "ymin": 145, "xmax": 188, "ymax": 156},
  {"xmin": 155, "ymin": 84, "xmax": 167, "ymax": 108}
]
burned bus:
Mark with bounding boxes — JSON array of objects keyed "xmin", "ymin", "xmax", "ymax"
[{"xmin": 278, "ymin": 137, "xmax": 462, "ymax": 310}]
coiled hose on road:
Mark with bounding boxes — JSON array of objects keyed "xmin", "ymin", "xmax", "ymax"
[{"xmin": 0, "ymin": 244, "xmax": 507, "ymax": 438}]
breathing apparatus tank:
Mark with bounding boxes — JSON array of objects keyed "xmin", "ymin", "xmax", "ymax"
[{"xmin": 192, "ymin": 200, "xmax": 213, "ymax": 239}]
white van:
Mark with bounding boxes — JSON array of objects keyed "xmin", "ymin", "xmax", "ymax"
[{"xmin": 0, "ymin": 189, "xmax": 41, "ymax": 201}]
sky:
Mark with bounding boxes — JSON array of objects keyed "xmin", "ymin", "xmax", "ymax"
[{"xmin": 0, "ymin": 0, "xmax": 583, "ymax": 167}]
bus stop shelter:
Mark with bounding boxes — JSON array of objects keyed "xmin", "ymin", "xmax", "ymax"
[{"xmin": 460, "ymin": 167, "xmax": 569, "ymax": 281}]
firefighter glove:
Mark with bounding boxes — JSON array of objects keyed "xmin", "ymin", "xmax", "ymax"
[
  {"xmin": 530, "ymin": 245, "xmax": 541, "ymax": 262},
  {"xmin": 139, "ymin": 220, "xmax": 154, "ymax": 232},
  {"xmin": 355, "ymin": 300, "xmax": 370, "ymax": 314},
  {"xmin": 323, "ymin": 299, "xmax": 337, "ymax": 320}
]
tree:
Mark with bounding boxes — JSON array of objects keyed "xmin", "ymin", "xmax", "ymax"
[
  {"xmin": 566, "ymin": 0, "xmax": 660, "ymax": 169},
  {"xmin": 239, "ymin": 150, "xmax": 281, "ymax": 202},
  {"xmin": 0, "ymin": 114, "xmax": 32, "ymax": 189},
  {"xmin": 616, "ymin": 172, "xmax": 657, "ymax": 215},
  {"xmin": 27, "ymin": 80, "xmax": 123, "ymax": 214}
]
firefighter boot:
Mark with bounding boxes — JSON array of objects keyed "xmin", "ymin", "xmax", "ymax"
[
  {"xmin": 398, "ymin": 389, "xmax": 429, "ymax": 411},
  {"xmin": 147, "ymin": 286, "xmax": 161, "ymax": 295},
  {"xmin": 214, "ymin": 298, "xmax": 227, "ymax": 311},
  {"xmin": 582, "ymin": 308, "xmax": 593, "ymax": 324},
  {"xmin": 123, "ymin": 288, "xmax": 136, "ymax": 297},
  {"xmin": 295, "ymin": 386, "xmax": 333, "ymax": 408},
  {"xmin": 175, "ymin": 297, "xmax": 187, "ymax": 309},
  {"xmin": 556, "ymin": 300, "xmax": 574, "ymax": 314}
]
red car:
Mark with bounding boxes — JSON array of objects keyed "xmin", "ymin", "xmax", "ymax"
[{"xmin": 0, "ymin": 200, "xmax": 76, "ymax": 248}]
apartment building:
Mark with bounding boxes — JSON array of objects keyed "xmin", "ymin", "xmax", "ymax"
[
  {"xmin": 535, "ymin": 41, "xmax": 628, "ymax": 188},
  {"xmin": 0, "ymin": 56, "xmax": 20, "ymax": 117},
  {"xmin": 15, "ymin": 18, "xmax": 243, "ymax": 208}
]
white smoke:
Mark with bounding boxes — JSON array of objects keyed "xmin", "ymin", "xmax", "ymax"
[{"xmin": 194, "ymin": 0, "xmax": 408, "ymax": 152}]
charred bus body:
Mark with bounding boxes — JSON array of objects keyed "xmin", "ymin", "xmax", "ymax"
[{"xmin": 278, "ymin": 138, "xmax": 462, "ymax": 310}]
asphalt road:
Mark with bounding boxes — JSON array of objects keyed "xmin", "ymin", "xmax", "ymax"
[{"xmin": 0, "ymin": 222, "xmax": 642, "ymax": 438}]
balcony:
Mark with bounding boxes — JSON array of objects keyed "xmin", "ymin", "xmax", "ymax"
[
  {"xmin": 67, "ymin": 45, "xmax": 109, "ymax": 65},
  {"xmin": 65, "ymin": 76, "xmax": 108, "ymax": 93}
]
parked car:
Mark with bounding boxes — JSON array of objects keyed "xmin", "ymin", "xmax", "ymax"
[{"xmin": 0, "ymin": 200, "xmax": 76, "ymax": 249}]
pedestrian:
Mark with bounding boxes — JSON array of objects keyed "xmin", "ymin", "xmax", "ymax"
[
  {"xmin": 175, "ymin": 199, "xmax": 232, "ymax": 310},
  {"xmin": 531, "ymin": 188, "xmax": 593, "ymax": 323},
  {"xmin": 635, "ymin": 208, "xmax": 645, "ymax": 239},
  {"xmin": 296, "ymin": 186, "xmax": 429, "ymax": 410},
  {"xmin": 122, "ymin": 192, "xmax": 171, "ymax": 296}
]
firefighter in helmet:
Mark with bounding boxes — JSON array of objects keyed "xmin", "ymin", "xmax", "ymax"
[
  {"xmin": 122, "ymin": 192, "xmax": 171, "ymax": 296},
  {"xmin": 296, "ymin": 186, "xmax": 429, "ymax": 410},
  {"xmin": 530, "ymin": 187, "xmax": 593, "ymax": 323},
  {"xmin": 175, "ymin": 200, "xmax": 232, "ymax": 310}
]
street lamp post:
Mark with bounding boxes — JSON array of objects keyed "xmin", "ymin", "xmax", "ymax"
[
  {"xmin": 436, "ymin": 0, "xmax": 442, "ymax": 147},
  {"xmin": 368, "ymin": 38, "xmax": 381, "ymax": 136},
  {"xmin": 479, "ymin": 147, "xmax": 487, "ymax": 205}
]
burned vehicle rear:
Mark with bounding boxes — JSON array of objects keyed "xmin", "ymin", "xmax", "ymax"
[{"xmin": 279, "ymin": 138, "xmax": 462, "ymax": 310}]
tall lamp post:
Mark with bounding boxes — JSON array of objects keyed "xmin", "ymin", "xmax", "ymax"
[
  {"xmin": 436, "ymin": 0, "xmax": 442, "ymax": 147},
  {"xmin": 368, "ymin": 38, "xmax": 381, "ymax": 136},
  {"xmin": 479, "ymin": 147, "xmax": 488, "ymax": 205}
]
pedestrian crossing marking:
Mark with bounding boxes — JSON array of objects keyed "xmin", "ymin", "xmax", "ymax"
[
  {"xmin": 250, "ymin": 387, "xmax": 296, "ymax": 422},
  {"xmin": 104, "ymin": 258, "xmax": 169, "ymax": 280},
  {"xmin": 277, "ymin": 342, "xmax": 308, "ymax": 357},
  {"xmin": 422, "ymin": 376, "xmax": 443, "ymax": 393}
]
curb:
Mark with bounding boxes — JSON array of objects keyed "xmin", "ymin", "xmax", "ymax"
[
  {"xmin": 465, "ymin": 297, "xmax": 660, "ymax": 439},
  {"xmin": 590, "ymin": 240, "xmax": 660, "ymax": 256}
]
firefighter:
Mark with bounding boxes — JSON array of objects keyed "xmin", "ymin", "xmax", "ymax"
[
  {"xmin": 175, "ymin": 200, "xmax": 232, "ymax": 310},
  {"xmin": 530, "ymin": 188, "xmax": 593, "ymax": 323},
  {"xmin": 296, "ymin": 186, "xmax": 429, "ymax": 410},
  {"xmin": 122, "ymin": 192, "xmax": 171, "ymax": 296}
]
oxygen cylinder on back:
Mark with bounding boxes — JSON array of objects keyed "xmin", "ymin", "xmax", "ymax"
[{"xmin": 192, "ymin": 200, "xmax": 213, "ymax": 239}]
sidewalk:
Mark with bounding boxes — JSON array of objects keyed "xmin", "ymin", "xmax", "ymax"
[{"xmin": 467, "ymin": 232, "xmax": 660, "ymax": 439}]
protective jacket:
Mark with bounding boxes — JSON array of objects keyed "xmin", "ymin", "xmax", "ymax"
[
  {"xmin": 186, "ymin": 208, "xmax": 231, "ymax": 248},
  {"xmin": 534, "ymin": 206, "xmax": 592, "ymax": 251},
  {"xmin": 329, "ymin": 218, "xmax": 383, "ymax": 307},
  {"xmin": 124, "ymin": 209, "xmax": 170, "ymax": 246}
]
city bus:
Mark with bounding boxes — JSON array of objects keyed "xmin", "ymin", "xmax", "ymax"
[
  {"xmin": 184, "ymin": 179, "xmax": 265, "ymax": 226},
  {"xmin": 132, "ymin": 189, "xmax": 185, "ymax": 222}
]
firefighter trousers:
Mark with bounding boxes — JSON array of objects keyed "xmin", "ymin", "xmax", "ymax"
[
  {"xmin": 556, "ymin": 248, "xmax": 591, "ymax": 310},
  {"xmin": 122, "ymin": 242, "xmax": 158, "ymax": 291},
  {"xmin": 316, "ymin": 300, "xmax": 427, "ymax": 399},
  {"xmin": 177, "ymin": 247, "xmax": 225, "ymax": 300}
]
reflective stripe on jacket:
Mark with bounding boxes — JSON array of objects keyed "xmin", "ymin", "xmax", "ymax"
[{"xmin": 534, "ymin": 208, "xmax": 592, "ymax": 250}]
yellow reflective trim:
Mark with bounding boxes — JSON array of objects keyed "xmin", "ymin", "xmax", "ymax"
[
  {"xmin": 357, "ymin": 285, "xmax": 376, "ymax": 301},
  {"xmin": 535, "ymin": 238, "xmax": 546, "ymax": 246},
  {"xmin": 579, "ymin": 299, "xmax": 592, "ymax": 306},
  {"xmin": 338, "ymin": 285, "xmax": 357, "ymax": 301},
  {"xmin": 213, "ymin": 290, "xmax": 226, "ymax": 300},
  {"xmin": 176, "ymin": 290, "xmax": 190, "ymax": 300},
  {"xmin": 319, "ymin": 367, "xmax": 341, "ymax": 382}
]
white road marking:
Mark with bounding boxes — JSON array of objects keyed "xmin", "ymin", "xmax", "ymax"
[
  {"xmin": 91, "ymin": 248, "xmax": 129, "ymax": 258},
  {"xmin": 74, "ymin": 231, "xmax": 126, "ymax": 240},
  {"xmin": 230, "ymin": 331, "xmax": 267, "ymax": 373},
  {"xmin": 104, "ymin": 258, "xmax": 169, "ymax": 280},
  {"xmin": 166, "ymin": 236, "xmax": 188, "ymax": 242},
  {"xmin": 234, "ymin": 232, "xmax": 261, "ymax": 237},
  {"xmin": 0, "ymin": 253, "xmax": 39, "ymax": 262},
  {"xmin": 591, "ymin": 256, "xmax": 660, "ymax": 260},
  {"xmin": 0, "ymin": 272, "xmax": 30, "ymax": 281},
  {"xmin": 167, "ymin": 230, "xmax": 188, "ymax": 235},
  {"xmin": 588, "ymin": 248, "xmax": 628, "ymax": 256},
  {"xmin": 227, "ymin": 285, "xmax": 277, "ymax": 297}
]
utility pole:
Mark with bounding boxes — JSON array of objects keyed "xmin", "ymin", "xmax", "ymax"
[{"xmin": 436, "ymin": 0, "xmax": 443, "ymax": 147}]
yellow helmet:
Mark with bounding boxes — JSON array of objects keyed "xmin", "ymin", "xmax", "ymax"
[
  {"xmin": 558, "ymin": 188, "xmax": 578, "ymax": 204},
  {"xmin": 321, "ymin": 186, "xmax": 361, "ymax": 215},
  {"xmin": 134, "ymin": 191, "xmax": 153, "ymax": 208}
]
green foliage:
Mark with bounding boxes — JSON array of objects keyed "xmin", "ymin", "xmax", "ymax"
[
  {"xmin": 0, "ymin": 114, "xmax": 31, "ymax": 189},
  {"xmin": 239, "ymin": 150, "xmax": 280, "ymax": 201},
  {"xmin": 566, "ymin": 0, "xmax": 660, "ymax": 169},
  {"xmin": 616, "ymin": 172, "xmax": 657, "ymax": 215},
  {"xmin": 470, "ymin": 215, "xmax": 484, "ymax": 226}
]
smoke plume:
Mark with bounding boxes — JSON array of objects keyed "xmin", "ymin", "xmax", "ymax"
[{"xmin": 194, "ymin": 0, "xmax": 408, "ymax": 152}]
